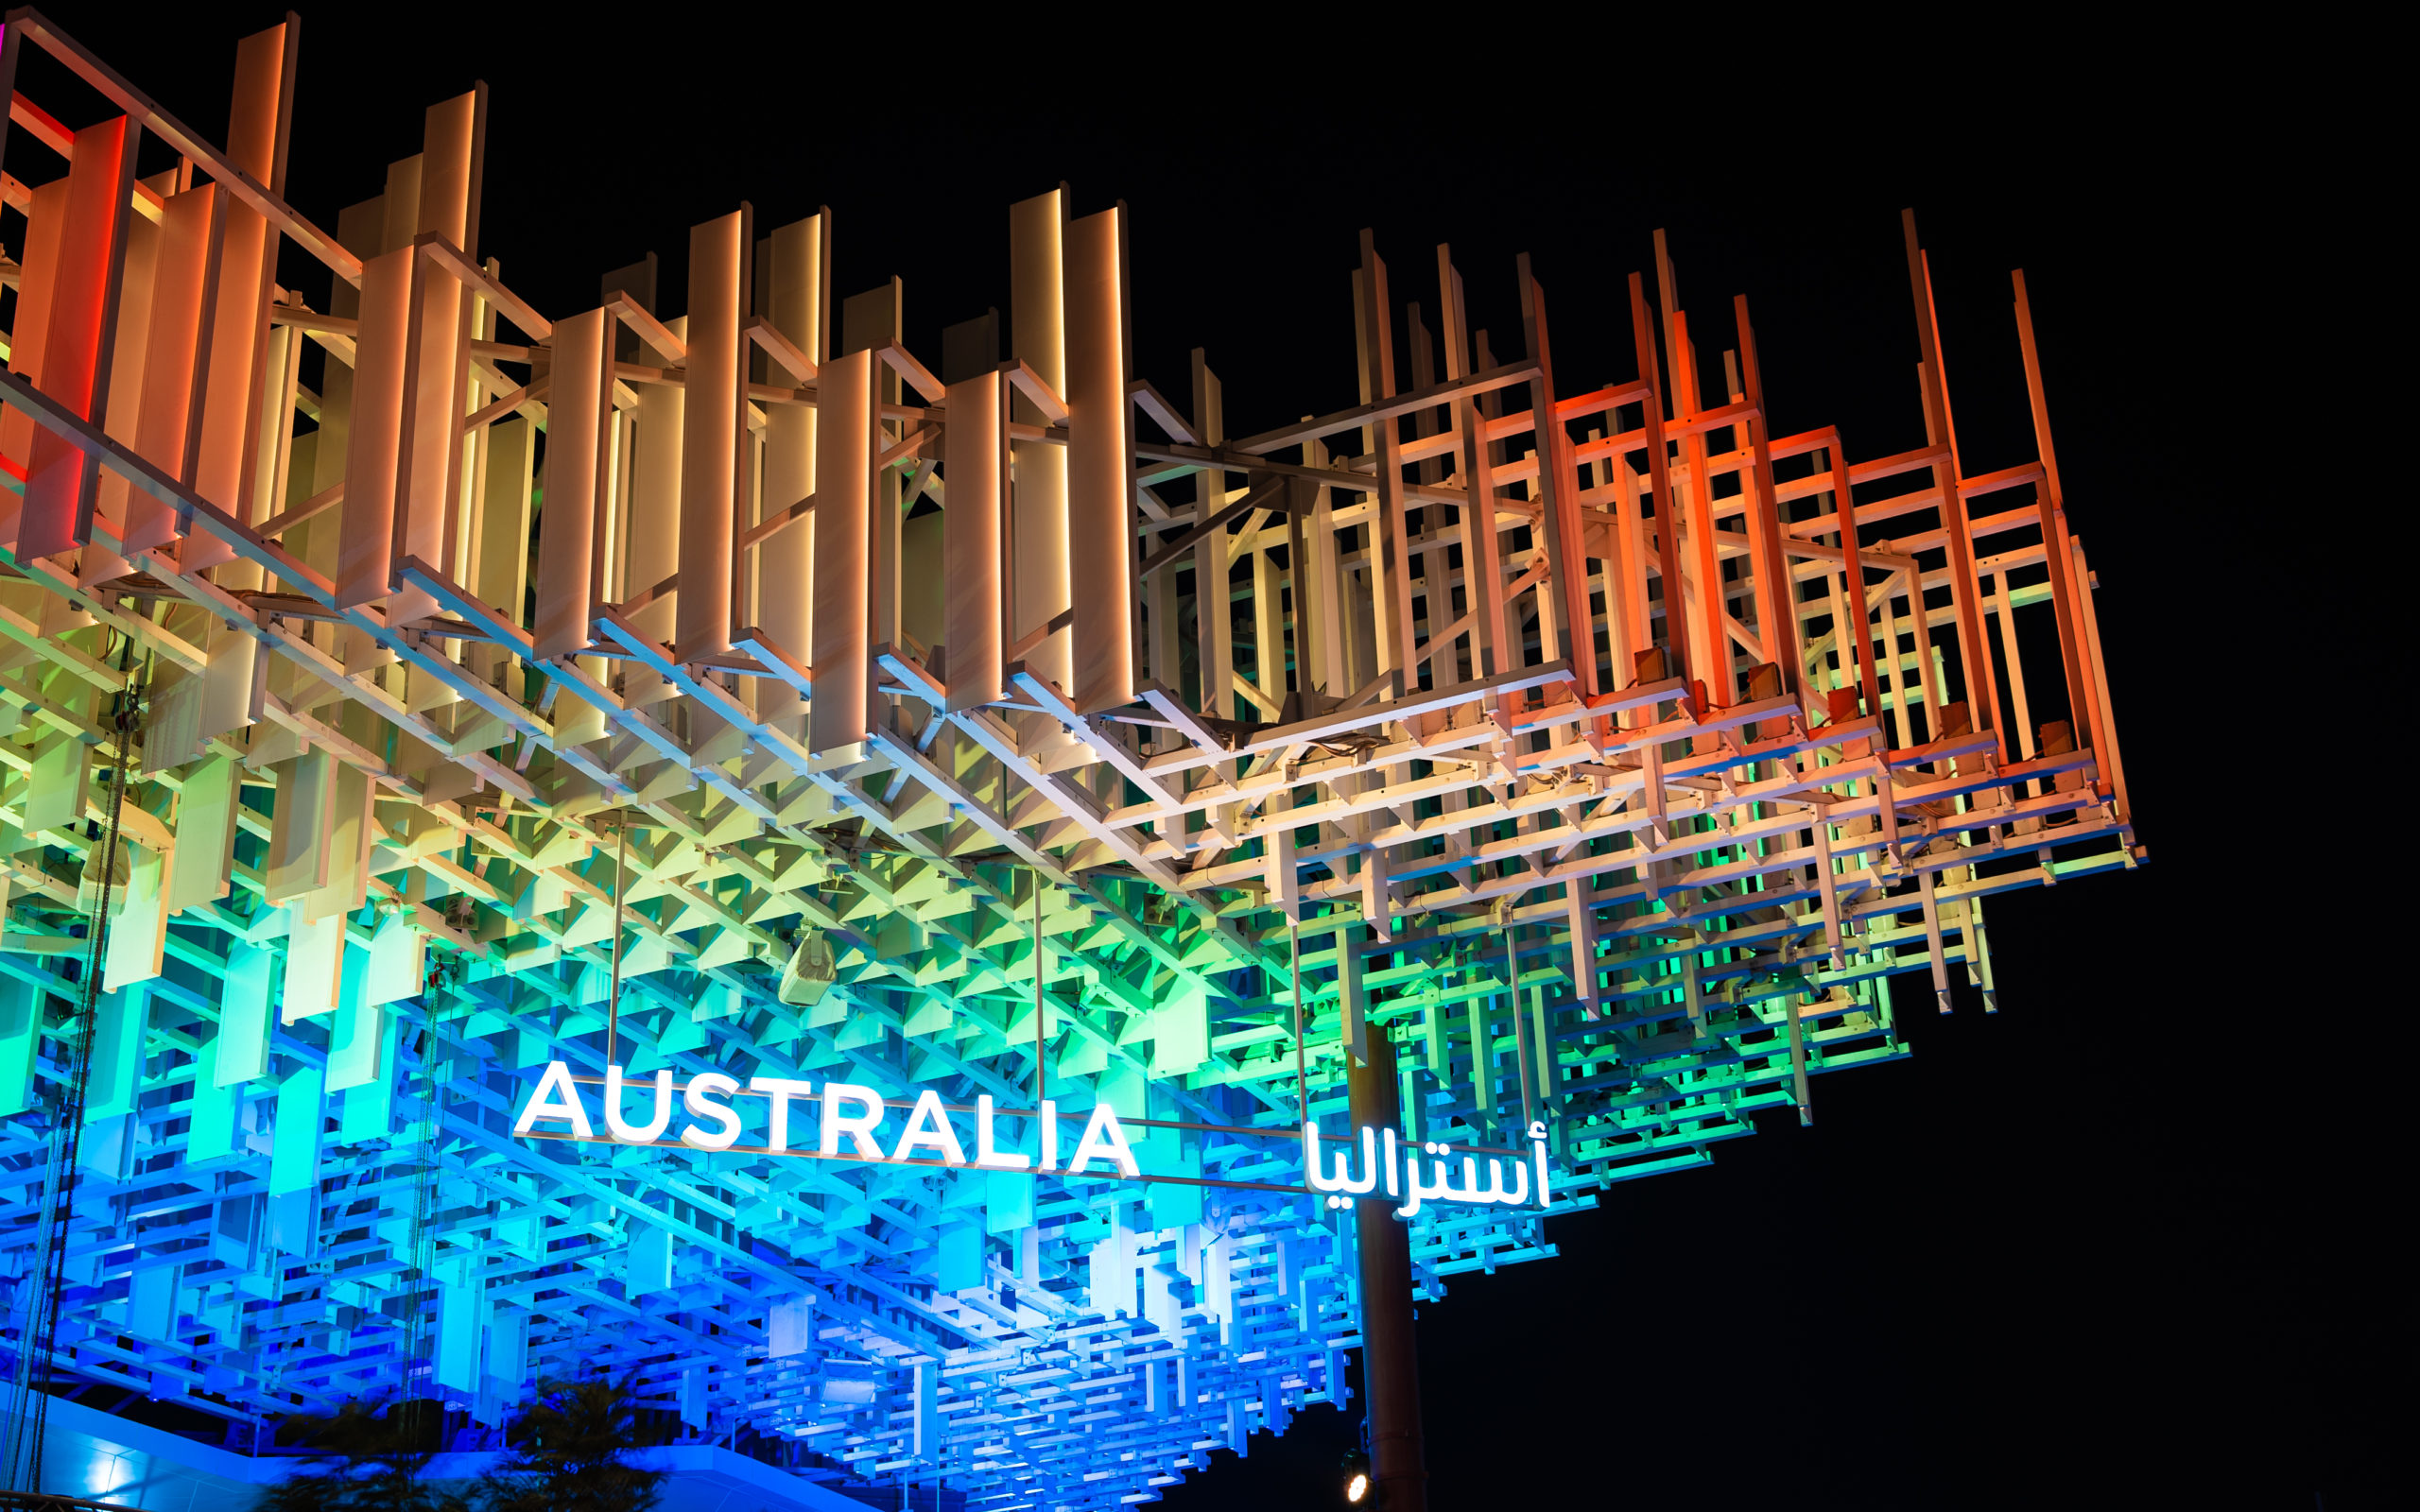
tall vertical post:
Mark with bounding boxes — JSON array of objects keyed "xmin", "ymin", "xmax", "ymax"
[{"xmin": 1351, "ymin": 1026, "xmax": 1425, "ymax": 1512}]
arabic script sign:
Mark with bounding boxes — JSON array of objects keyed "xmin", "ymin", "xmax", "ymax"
[
  {"xmin": 1304, "ymin": 1122, "xmax": 1552, "ymax": 1218},
  {"xmin": 512, "ymin": 1061, "xmax": 1551, "ymax": 1217}
]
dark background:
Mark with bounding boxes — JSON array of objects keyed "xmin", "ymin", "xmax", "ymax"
[{"xmin": 15, "ymin": 8, "xmax": 2390, "ymax": 1507}]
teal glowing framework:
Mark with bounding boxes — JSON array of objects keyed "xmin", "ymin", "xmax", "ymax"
[{"xmin": 0, "ymin": 10, "xmax": 2139, "ymax": 1509}]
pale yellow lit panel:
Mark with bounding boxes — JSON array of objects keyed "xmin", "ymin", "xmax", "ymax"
[
  {"xmin": 120, "ymin": 184, "xmax": 216, "ymax": 555},
  {"xmin": 535, "ymin": 308, "xmax": 609, "ymax": 662},
  {"xmin": 677, "ymin": 211, "xmax": 743, "ymax": 662},
  {"xmin": 809, "ymin": 348, "xmax": 875, "ymax": 756},
  {"xmin": 182, "ymin": 24, "xmax": 288, "ymax": 577},
  {"xmin": 756, "ymin": 214, "xmax": 821, "ymax": 729},
  {"xmin": 1063, "ymin": 206, "xmax": 1132, "ymax": 714},
  {"xmin": 942, "ymin": 369, "xmax": 1005, "ymax": 712},
  {"xmin": 334, "ymin": 248, "xmax": 412, "ymax": 610},
  {"xmin": 1009, "ymin": 188, "xmax": 1068, "ymax": 694}
]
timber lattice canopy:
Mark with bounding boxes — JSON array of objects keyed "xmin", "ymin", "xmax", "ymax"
[{"xmin": 0, "ymin": 11, "xmax": 2137, "ymax": 1509}]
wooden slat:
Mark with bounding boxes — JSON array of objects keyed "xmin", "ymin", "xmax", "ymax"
[
  {"xmin": 333, "ymin": 248, "xmax": 411, "ymax": 609},
  {"xmin": 2013, "ymin": 267, "xmax": 2098, "ymax": 770},
  {"xmin": 15, "ymin": 113, "xmax": 134, "ymax": 558},
  {"xmin": 754, "ymin": 213, "xmax": 823, "ymax": 728},
  {"xmin": 385, "ymin": 92, "xmax": 480, "ymax": 625},
  {"xmin": 179, "ymin": 26, "xmax": 292, "ymax": 572},
  {"xmin": 1733, "ymin": 295, "xmax": 1800, "ymax": 696},
  {"xmin": 1519, "ymin": 254, "xmax": 1598, "ymax": 698},
  {"xmin": 1226, "ymin": 357, "xmax": 1542, "ymax": 457},
  {"xmin": 676, "ymin": 209, "xmax": 744, "ymax": 662},
  {"xmin": 533, "ymin": 308, "xmax": 607, "ymax": 660},
  {"xmin": 1904, "ymin": 212, "xmax": 2002, "ymax": 759},
  {"xmin": 1629, "ymin": 271, "xmax": 1690, "ymax": 689},
  {"xmin": 1010, "ymin": 188, "xmax": 1070, "ymax": 696},
  {"xmin": 943, "ymin": 369, "xmax": 1007, "ymax": 712},
  {"xmin": 809, "ymin": 348, "xmax": 875, "ymax": 755},
  {"xmin": 11, "ymin": 16, "xmax": 358, "ymax": 283}
]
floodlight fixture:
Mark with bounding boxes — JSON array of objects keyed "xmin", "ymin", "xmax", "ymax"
[{"xmin": 1342, "ymin": 1448, "xmax": 1374, "ymax": 1504}]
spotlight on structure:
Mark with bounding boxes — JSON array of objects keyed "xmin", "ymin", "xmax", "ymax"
[
  {"xmin": 778, "ymin": 930, "xmax": 838, "ymax": 1006},
  {"xmin": 1340, "ymin": 1449, "xmax": 1373, "ymax": 1504}
]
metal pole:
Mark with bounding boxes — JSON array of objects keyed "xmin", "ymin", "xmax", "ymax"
[{"xmin": 1350, "ymin": 1025, "xmax": 1425, "ymax": 1512}]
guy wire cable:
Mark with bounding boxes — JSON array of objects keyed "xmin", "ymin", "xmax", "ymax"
[
  {"xmin": 1290, "ymin": 919, "xmax": 1307, "ymax": 1127},
  {"xmin": 608, "ymin": 816, "xmax": 628, "ymax": 1067},
  {"xmin": 406, "ymin": 991, "xmax": 444, "ymax": 1416},
  {"xmin": 1031, "ymin": 869, "xmax": 1045, "ymax": 1103},
  {"xmin": 1505, "ymin": 918, "xmax": 1535, "ymax": 1135},
  {"xmin": 410, "ymin": 858, "xmax": 477, "ymax": 1425},
  {"xmin": 3, "ymin": 633, "xmax": 140, "ymax": 1493}
]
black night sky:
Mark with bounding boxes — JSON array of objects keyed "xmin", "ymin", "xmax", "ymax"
[{"xmin": 20, "ymin": 9, "xmax": 2387, "ymax": 1507}]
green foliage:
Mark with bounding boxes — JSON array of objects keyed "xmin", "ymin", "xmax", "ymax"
[
  {"xmin": 255, "ymin": 1399, "xmax": 467, "ymax": 1512},
  {"xmin": 475, "ymin": 1373, "xmax": 666, "ymax": 1512}
]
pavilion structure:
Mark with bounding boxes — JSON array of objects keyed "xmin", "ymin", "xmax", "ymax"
[{"xmin": 0, "ymin": 10, "xmax": 2137, "ymax": 1509}]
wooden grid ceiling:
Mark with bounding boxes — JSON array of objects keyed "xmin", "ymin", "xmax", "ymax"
[{"xmin": 0, "ymin": 11, "xmax": 2138, "ymax": 1508}]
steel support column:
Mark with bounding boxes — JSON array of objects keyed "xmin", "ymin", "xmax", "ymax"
[{"xmin": 1352, "ymin": 1025, "xmax": 1425, "ymax": 1512}]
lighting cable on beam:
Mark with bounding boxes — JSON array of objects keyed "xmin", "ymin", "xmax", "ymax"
[
  {"xmin": 1291, "ymin": 919, "xmax": 1309, "ymax": 1124},
  {"xmin": 1033, "ymin": 866, "xmax": 1046, "ymax": 1104},
  {"xmin": 608, "ymin": 817, "xmax": 629, "ymax": 1064},
  {"xmin": 2, "ymin": 632, "xmax": 141, "ymax": 1496}
]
